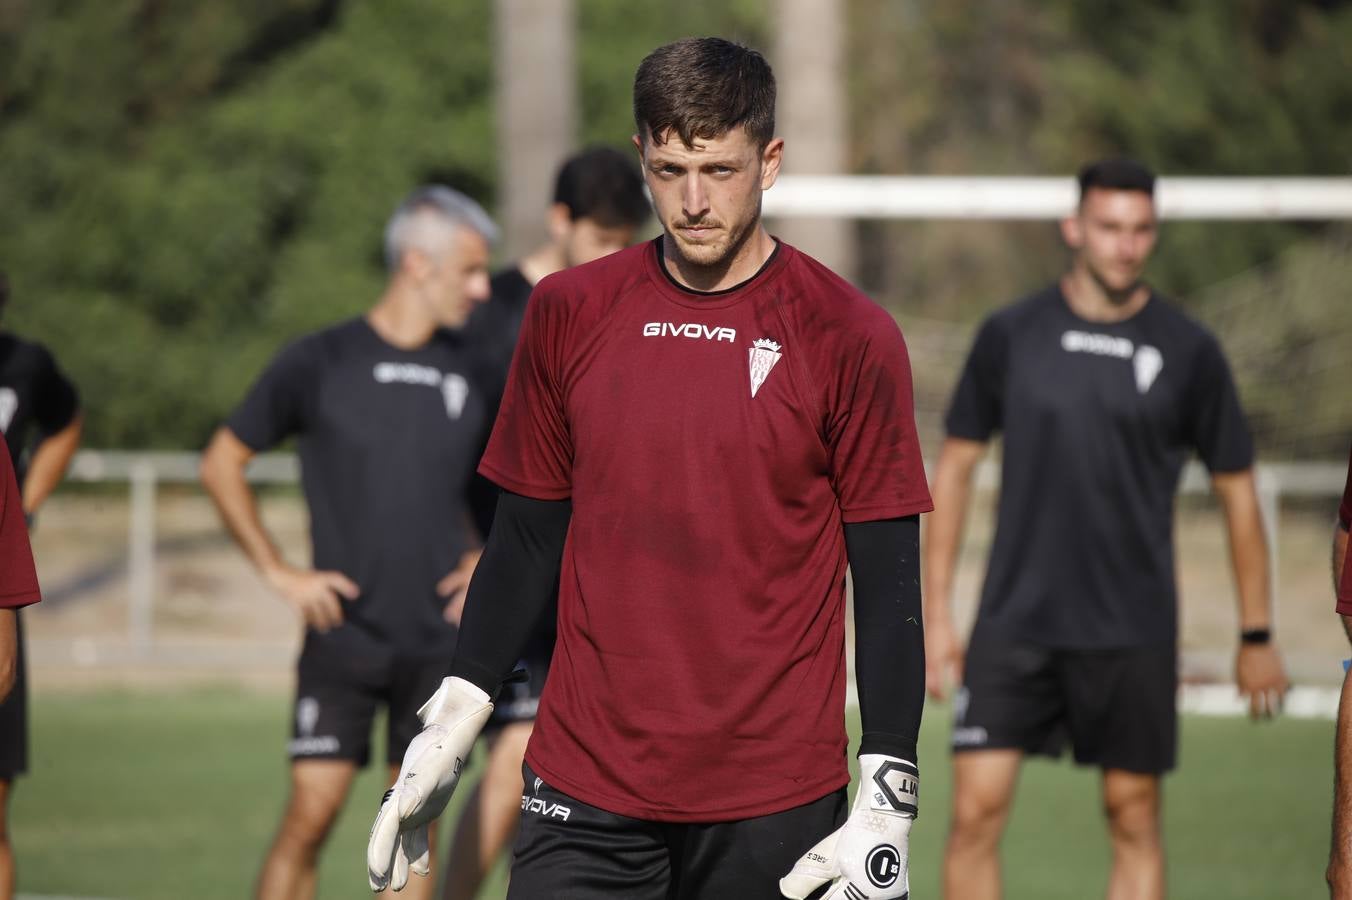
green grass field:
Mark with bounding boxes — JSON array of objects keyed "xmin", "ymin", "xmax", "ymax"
[{"xmin": 11, "ymin": 686, "xmax": 1335, "ymax": 899}]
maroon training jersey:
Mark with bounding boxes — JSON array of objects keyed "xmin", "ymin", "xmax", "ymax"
[
  {"xmin": 0, "ymin": 449, "xmax": 39, "ymax": 609},
  {"xmin": 1338, "ymin": 444, "xmax": 1352, "ymax": 616},
  {"xmin": 479, "ymin": 240, "xmax": 932, "ymax": 821}
]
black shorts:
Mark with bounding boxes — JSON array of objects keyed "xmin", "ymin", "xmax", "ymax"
[
  {"xmin": 952, "ymin": 631, "xmax": 1178, "ymax": 774},
  {"xmin": 0, "ymin": 610, "xmax": 27, "ymax": 781},
  {"xmin": 289, "ymin": 633, "xmax": 451, "ymax": 767},
  {"xmin": 488, "ymin": 602, "xmax": 557, "ymax": 729},
  {"xmin": 486, "ymin": 654, "xmax": 549, "ymax": 729},
  {"xmin": 507, "ymin": 762, "xmax": 846, "ymax": 900}
]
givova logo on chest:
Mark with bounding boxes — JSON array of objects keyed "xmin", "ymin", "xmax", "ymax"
[{"xmin": 642, "ymin": 322, "xmax": 737, "ymax": 343}]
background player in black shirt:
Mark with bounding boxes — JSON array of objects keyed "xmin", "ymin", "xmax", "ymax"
[
  {"xmin": 200, "ymin": 187, "xmax": 497, "ymax": 900},
  {"xmin": 442, "ymin": 145, "xmax": 649, "ymax": 900},
  {"xmin": 923, "ymin": 160, "xmax": 1289, "ymax": 900},
  {"xmin": 0, "ymin": 270, "xmax": 83, "ymax": 900}
]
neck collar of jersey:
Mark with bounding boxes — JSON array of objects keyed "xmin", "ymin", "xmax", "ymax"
[
  {"xmin": 645, "ymin": 236, "xmax": 789, "ymax": 310},
  {"xmin": 1056, "ymin": 279, "xmax": 1157, "ymax": 328}
]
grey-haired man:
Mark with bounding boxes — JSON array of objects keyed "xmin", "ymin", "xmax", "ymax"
[{"xmin": 201, "ymin": 186, "xmax": 498, "ymax": 900}]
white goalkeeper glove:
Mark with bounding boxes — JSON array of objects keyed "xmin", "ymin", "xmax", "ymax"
[
  {"xmin": 366, "ymin": 676, "xmax": 493, "ymax": 892},
  {"xmin": 780, "ymin": 754, "xmax": 918, "ymax": 900}
]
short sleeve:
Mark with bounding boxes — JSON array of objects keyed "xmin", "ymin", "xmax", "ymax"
[
  {"xmin": 477, "ymin": 283, "xmax": 573, "ymax": 500},
  {"xmin": 30, "ymin": 347, "xmax": 79, "ymax": 434},
  {"xmin": 225, "ymin": 338, "xmax": 319, "ymax": 451},
  {"xmin": 945, "ymin": 315, "xmax": 1007, "ymax": 441},
  {"xmin": 826, "ymin": 314, "xmax": 933, "ymax": 523},
  {"xmin": 0, "ymin": 450, "xmax": 40, "ymax": 609},
  {"xmin": 1185, "ymin": 336, "xmax": 1254, "ymax": 474}
]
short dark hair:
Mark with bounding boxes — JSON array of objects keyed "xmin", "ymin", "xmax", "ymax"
[
  {"xmin": 1078, "ymin": 158, "xmax": 1156, "ymax": 201},
  {"xmin": 554, "ymin": 146, "xmax": 650, "ymax": 228},
  {"xmin": 633, "ymin": 37, "xmax": 776, "ymax": 150}
]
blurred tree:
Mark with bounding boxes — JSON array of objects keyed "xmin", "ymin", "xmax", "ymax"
[
  {"xmin": 0, "ymin": 0, "xmax": 1348, "ymax": 452},
  {"xmin": 849, "ymin": 0, "xmax": 1352, "ymax": 311},
  {"xmin": 0, "ymin": 0, "xmax": 767, "ymax": 448}
]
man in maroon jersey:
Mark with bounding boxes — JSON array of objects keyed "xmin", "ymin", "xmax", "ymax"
[
  {"xmin": 367, "ymin": 38, "xmax": 931, "ymax": 899},
  {"xmin": 0, "ymin": 446, "xmax": 41, "ymax": 900},
  {"xmin": 1329, "ymin": 445, "xmax": 1352, "ymax": 898}
]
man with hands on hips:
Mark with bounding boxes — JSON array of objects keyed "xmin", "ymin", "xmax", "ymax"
[{"xmin": 202, "ymin": 185, "xmax": 498, "ymax": 900}]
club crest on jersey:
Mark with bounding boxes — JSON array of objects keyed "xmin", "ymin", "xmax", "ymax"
[
  {"xmin": 748, "ymin": 338, "xmax": 782, "ymax": 398},
  {"xmin": 1133, "ymin": 345, "xmax": 1163, "ymax": 394}
]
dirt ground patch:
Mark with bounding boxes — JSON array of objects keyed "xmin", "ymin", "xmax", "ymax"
[{"xmin": 21, "ymin": 486, "xmax": 1348, "ymax": 691}]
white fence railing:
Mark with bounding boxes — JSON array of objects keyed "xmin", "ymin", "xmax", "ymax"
[{"xmin": 58, "ymin": 450, "xmax": 1346, "ymax": 655}]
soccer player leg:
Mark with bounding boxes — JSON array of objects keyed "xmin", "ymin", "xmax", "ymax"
[
  {"xmin": 781, "ymin": 755, "xmax": 917, "ymax": 900},
  {"xmin": 367, "ymin": 677, "xmax": 494, "ymax": 892}
]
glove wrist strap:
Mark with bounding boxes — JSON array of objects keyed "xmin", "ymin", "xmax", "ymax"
[{"xmin": 860, "ymin": 755, "xmax": 919, "ymax": 818}]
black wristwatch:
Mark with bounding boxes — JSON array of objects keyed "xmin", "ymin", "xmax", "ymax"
[{"xmin": 1240, "ymin": 628, "xmax": 1272, "ymax": 645}]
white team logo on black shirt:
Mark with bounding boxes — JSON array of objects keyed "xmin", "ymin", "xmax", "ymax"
[
  {"xmin": 372, "ymin": 362, "xmax": 470, "ymax": 419},
  {"xmin": 1133, "ymin": 345, "xmax": 1164, "ymax": 394},
  {"xmin": 748, "ymin": 338, "xmax": 782, "ymax": 398},
  {"xmin": 0, "ymin": 387, "xmax": 16, "ymax": 433},
  {"xmin": 1060, "ymin": 331, "xmax": 1164, "ymax": 395}
]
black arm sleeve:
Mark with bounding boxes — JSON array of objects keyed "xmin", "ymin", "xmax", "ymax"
[
  {"xmin": 449, "ymin": 490, "xmax": 571, "ymax": 698},
  {"xmin": 847, "ymin": 515, "xmax": 924, "ymax": 762}
]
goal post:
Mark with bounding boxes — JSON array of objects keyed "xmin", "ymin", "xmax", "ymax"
[{"xmin": 764, "ymin": 175, "xmax": 1352, "ymax": 220}]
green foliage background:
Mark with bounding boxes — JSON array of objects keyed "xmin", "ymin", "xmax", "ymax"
[{"xmin": 1, "ymin": 0, "xmax": 1349, "ymax": 450}]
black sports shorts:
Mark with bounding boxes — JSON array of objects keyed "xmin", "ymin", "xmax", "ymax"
[
  {"xmin": 488, "ymin": 600, "xmax": 557, "ymax": 729},
  {"xmin": 486, "ymin": 653, "xmax": 549, "ymax": 729},
  {"xmin": 0, "ymin": 610, "xmax": 27, "ymax": 781},
  {"xmin": 952, "ymin": 630, "xmax": 1178, "ymax": 774},
  {"xmin": 288, "ymin": 632, "xmax": 451, "ymax": 767},
  {"xmin": 506, "ymin": 762, "xmax": 846, "ymax": 900}
]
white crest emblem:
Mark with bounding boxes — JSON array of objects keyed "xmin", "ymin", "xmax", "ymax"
[
  {"xmin": 296, "ymin": 697, "xmax": 320, "ymax": 737},
  {"xmin": 953, "ymin": 687, "xmax": 970, "ymax": 726},
  {"xmin": 0, "ymin": 387, "xmax": 16, "ymax": 433},
  {"xmin": 1133, "ymin": 345, "xmax": 1163, "ymax": 394},
  {"xmin": 442, "ymin": 373, "xmax": 469, "ymax": 419},
  {"xmin": 534, "ymin": 777, "xmax": 543, "ymax": 794},
  {"xmin": 748, "ymin": 338, "xmax": 783, "ymax": 398}
]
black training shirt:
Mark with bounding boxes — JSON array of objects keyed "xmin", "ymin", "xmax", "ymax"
[
  {"xmin": 458, "ymin": 265, "xmax": 560, "ymax": 665},
  {"xmin": 946, "ymin": 285, "xmax": 1253, "ymax": 648},
  {"xmin": 227, "ymin": 318, "xmax": 489, "ymax": 656},
  {"xmin": 463, "ymin": 266, "xmax": 533, "ymax": 396},
  {"xmin": 461, "ymin": 266, "xmax": 534, "ymax": 536},
  {"xmin": 0, "ymin": 332, "xmax": 80, "ymax": 481}
]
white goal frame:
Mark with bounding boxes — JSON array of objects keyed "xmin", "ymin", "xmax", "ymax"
[{"xmin": 764, "ymin": 175, "xmax": 1352, "ymax": 220}]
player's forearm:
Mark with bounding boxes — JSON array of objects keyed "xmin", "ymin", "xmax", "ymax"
[
  {"xmin": 450, "ymin": 491, "xmax": 570, "ymax": 697},
  {"xmin": 1214, "ymin": 471, "xmax": 1272, "ymax": 630},
  {"xmin": 1331, "ymin": 665, "xmax": 1352, "ymax": 894},
  {"xmin": 0, "ymin": 608, "xmax": 16, "ymax": 702},
  {"xmin": 21, "ymin": 414, "xmax": 82, "ymax": 514},
  {"xmin": 200, "ymin": 442, "xmax": 287, "ymax": 578},
  {"xmin": 922, "ymin": 453, "xmax": 977, "ymax": 628},
  {"xmin": 848, "ymin": 515, "xmax": 924, "ymax": 761}
]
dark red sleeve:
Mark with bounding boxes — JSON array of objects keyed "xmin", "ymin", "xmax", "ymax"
[
  {"xmin": 477, "ymin": 280, "xmax": 573, "ymax": 500},
  {"xmin": 1338, "ymin": 444, "xmax": 1352, "ymax": 616},
  {"xmin": 826, "ymin": 310, "xmax": 933, "ymax": 523},
  {"xmin": 0, "ymin": 451, "xmax": 40, "ymax": 609}
]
